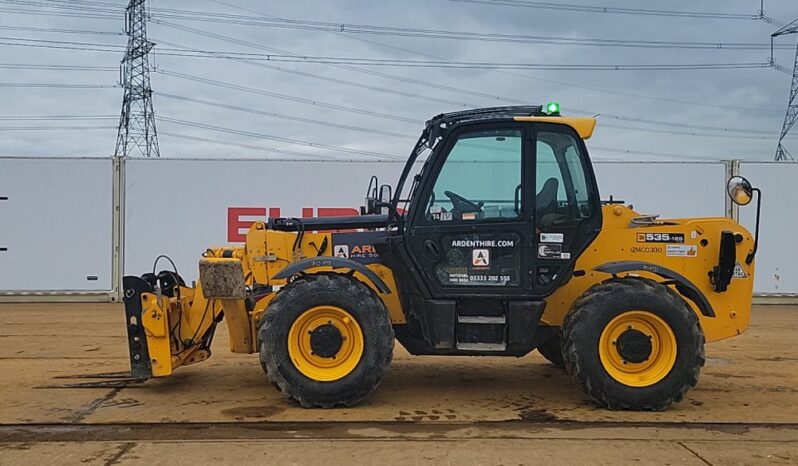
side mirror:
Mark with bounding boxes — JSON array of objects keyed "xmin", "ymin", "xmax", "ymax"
[
  {"xmin": 379, "ymin": 184, "xmax": 393, "ymax": 215},
  {"xmin": 726, "ymin": 176, "xmax": 761, "ymax": 265},
  {"xmin": 379, "ymin": 184, "xmax": 392, "ymax": 203},
  {"xmin": 727, "ymin": 176, "xmax": 753, "ymax": 206},
  {"xmin": 361, "ymin": 176, "xmax": 380, "ymax": 215}
]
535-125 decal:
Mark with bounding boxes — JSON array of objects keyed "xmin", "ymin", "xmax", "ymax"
[{"xmin": 636, "ymin": 233, "xmax": 685, "ymax": 243}]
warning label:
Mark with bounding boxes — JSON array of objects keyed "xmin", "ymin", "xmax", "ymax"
[
  {"xmin": 733, "ymin": 260, "xmax": 748, "ymax": 279},
  {"xmin": 666, "ymin": 244, "xmax": 698, "ymax": 257}
]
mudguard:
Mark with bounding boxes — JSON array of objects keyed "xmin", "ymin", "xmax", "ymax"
[
  {"xmin": 594, "ymin": 261, "xmax": 715, "ymax": 317},
  {"xmin": 272, "ymin": 256, "xmax": 391, "ymax": 294}
]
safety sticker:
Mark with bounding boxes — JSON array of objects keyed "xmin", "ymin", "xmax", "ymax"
[
  {"xmin": 666, "ymin": 244, "xmax": 697, "ymax": 257},
  {"xmin": 440, "ymin": 212, "xmax": 452, "ymax": 221},
  {"xmin": 540, "ymin": 233, "xmax": 564, "ymax": 243},
  {"xmin": 462, "ymin": 212, "xmax": 477, "ymax": 221},
  {"xmin": 637, "ymin": 233, "xmax": 686, "ymax": 243},
  {"xmin": 472, "ymin": 249, "xmax": 490, "ymax": 267},
  {"xmin": 333, "ymin": 245, "xmax": 349, "ymax": 258},
  {"xmin": 733, "ymin": 261, "xmax": 748, "ymax": 279},
  {"xmin": 538, "ymin": 243, "xmax": 563, "ymax": 259}
]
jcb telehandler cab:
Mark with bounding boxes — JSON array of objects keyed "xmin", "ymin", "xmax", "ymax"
[{"xmin": 123, "ymin": 105, "xmax": 759, "ymax": 410}]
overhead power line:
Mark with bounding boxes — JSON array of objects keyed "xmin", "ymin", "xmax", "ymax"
[
  {"xmin": 0, "ymin": 7, "xmax": 117, "ymax": 20},
  {"xmin": 210, "ymin": 1, "xmax": 786, "ymax": 123},
  {"xmin": 0, "ymin": 25, "xmax": 122, "ymax": 36},
  {"xmin": 0, "ymin": 0, "xmax": 121, "ymax": 14},
  {"xmin": 153, "ymin": 25, "xmax": 475, "ymax": 108},
  {"xmin": 147, "ymin": 8, "xmax": 789, "ymax": 50},
  {"xmin": 0, "ymin": 63, "xmax": 116, "ymax": 71},
  {"xmin": 590, "ymin": 146, "xmax": 723, "ymax": 161},
  {"xmin": 8, "ymin": 33, "xmax": 764, "ymax": 72},
  {"xmin": 154, "ymin": 49, "xmax": 773, "ymax": 71},
  {"xmin": 0, "ymin": 115, "xmax": 117, "ymax": 120},
  {"xmin": 0, "ymin": 82, "xmax": 117, "ymax": 89},
  {"xmin": 448, "ymin": 0, "xmax": 765, "ymax": 21},
  {"xmin": 0, "ymin": 125, "xmax": 116, "ymax": 131},
  {"xmin": 158, "ymin": 116, "xmax": 404, "ymax": 160},
  {"xmin": 156, "ymin": 69, "xmax": 420, "ymax": 125},
  {"xmin": 599, "ymin": 122, "xmax": 788, "ymax": 140},
  {"xmin": 159, "ymin": 132, "xmax": 340, "ymax": 160},
  {"xmin": 152, "ymin": 27, "xmax": 777, "ymax": 139},
  {"xmin": 157, "ymin": 92, "xmax": 414, "ymax": 139}
]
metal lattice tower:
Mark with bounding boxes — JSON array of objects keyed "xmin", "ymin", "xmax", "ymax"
[
  {"xmin": 773, "ymin": 18, "xmax": 798, "ymax": 161},
  {"xmin": 114, "ymin": 0, "xmax": 160, "ymax": 158}
]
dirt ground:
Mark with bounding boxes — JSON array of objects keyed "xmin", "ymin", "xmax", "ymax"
[{"xmin": 0, "ymin": 303, "xmax": 796, "ymax": 465}]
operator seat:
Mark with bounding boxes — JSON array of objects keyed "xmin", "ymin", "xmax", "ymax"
[{"xmin": 536, "ymin": 177, "xmax": 559, "ymax": 221}]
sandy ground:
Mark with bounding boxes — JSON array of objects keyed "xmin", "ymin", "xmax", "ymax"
[{"xmin": 0, "ymin": 303, "xmax": 796, "ymax": 465}]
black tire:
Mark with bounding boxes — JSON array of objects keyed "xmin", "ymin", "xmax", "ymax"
[
  {"xmin": 562, "ymin": 277, "xmax": 705, "ymax": 411},
  {"xmin": 536, "ymin": 331, "xmax": 564, "ymax": 368},
  {"xmin": 259, "ymin": 273, "xmax": 394, "ymax": 408}
]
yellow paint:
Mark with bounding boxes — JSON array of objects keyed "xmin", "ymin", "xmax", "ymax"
[
  {"xmin": 287, "ymin": 305, "xmax": 364, "ymax": 382},
  {"xmin": 598, "ymin": 310, "xmax": 677, "ymax": 387},
  {"xmin": 513, "ymin": 116, "xmax": 597, "ymax": 139},
  {"xmin": 544, "ymin": 204, "xmax": 755, "ymax": 342},
  {"xmin": 139, "ymin": 293, "xmax": 173, "ymax": 376}
]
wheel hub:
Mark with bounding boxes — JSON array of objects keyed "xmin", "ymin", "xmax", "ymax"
[
  {"xmin": 598, "ymin": 310, "xmax": 678, "ymax": 387},
  {"xmin": 287, "ymin": 305, "xmax": 365, "ymax": 382},
  {"xmin": 309, "ymin": 324, "xmax": 343, "ymax": 358},
  {"xmin": 616, "ymin": 328, "xmax": 652, "ymax": 363}
]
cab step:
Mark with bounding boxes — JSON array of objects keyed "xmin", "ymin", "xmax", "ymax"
[
  {"xmin": 456, "ymin": 311, "xmax": 507, "ymax": 351},
  {"xmin": 456, "ymin": 342, "xmax": 507, "ymax": 351},
  {"xmin": 457, "ymin": 315, "xmax": 506, "ymax": 324}
]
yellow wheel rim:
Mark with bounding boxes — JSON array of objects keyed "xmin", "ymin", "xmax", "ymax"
[
  {"xmin": 287, "ymin": 305, "xmax": 364, "ymax": 382},
  {"xmin": 598, "ymin": 310, "xmax": 677, "ymax": 387}
]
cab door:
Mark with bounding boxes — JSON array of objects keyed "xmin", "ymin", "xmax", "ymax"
[
  {"xmin": 404, "ymin": 123, "xmax": 536, "ymax": 297},
  {"xmin": 531, "ymin": 123, "xmax": 602, "ymax": 295},
  {"xmin": 403, "ymin": 121, "xmax": 601, "ymax": 299}
]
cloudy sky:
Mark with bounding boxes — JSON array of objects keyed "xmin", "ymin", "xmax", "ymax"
[{"xmin": 0, "ymin": 0, "xmax": 796, "ymax": 161}]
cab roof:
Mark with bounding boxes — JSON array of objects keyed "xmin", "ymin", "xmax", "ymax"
[{"xmin": 425, "ymin": 105, "xmax": 596, "ymax": 140}]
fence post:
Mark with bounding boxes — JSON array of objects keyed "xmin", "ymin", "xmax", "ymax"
[
  {"xmin": 723, "ymin": 159, "xmax": 740, "ymax": 221},
  {"xmin": 111, "ymin": 156, "xmax": 125, "ymax": 302}
]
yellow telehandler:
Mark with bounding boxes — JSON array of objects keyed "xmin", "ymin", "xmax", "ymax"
[{"xmin": 122, "ymin": 104, "xmax": 760, "ymax": 410}]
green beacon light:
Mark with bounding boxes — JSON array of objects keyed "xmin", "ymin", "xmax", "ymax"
[{"xmin": 545, "ymin": 102, "xmax": 560, "ymax": 115}]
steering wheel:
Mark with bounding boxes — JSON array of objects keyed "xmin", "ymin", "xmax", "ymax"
[{"xmin": 444, "ymin": 190, "xmax": 483, "ymax": 214}]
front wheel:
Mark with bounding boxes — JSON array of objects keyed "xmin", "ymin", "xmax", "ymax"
[
  {"xmin": 259, "ymin": 273, "xmax": 394, "ymax": 408},
  {"xmin": 562, "ymin": 278, "xmax": 705, "ymax": 411}
]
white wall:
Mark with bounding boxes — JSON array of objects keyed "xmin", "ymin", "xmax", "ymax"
[
  {"xmin": 124, "ymin": 158, "xmax": 406, "ymax": 280},
  {"xmin": 0, "ymin": 157, "xmax": 113, "ymax": 291},
  {"xmin": 739, "ymin": 162, "xmax": 798, "ymax": 294},
  {"xmin": 123, "ymin": 159, "xmax": 729, "ymax": 283},
  {"xmin": 593, "ymin": 162, "xmax": 727, "ymax": 218},
  {"xmin": 1, "ymin": 157, "xmax": 792, "ymax": 295}
]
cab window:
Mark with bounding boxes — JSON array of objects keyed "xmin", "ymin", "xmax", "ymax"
[
  {"xmin": 535, "ymin": 130, "xmax": 593, "ymax": 229},
  {"xmin": 425, "ymin": 129, "xmax": 522, "ymax": 222}
]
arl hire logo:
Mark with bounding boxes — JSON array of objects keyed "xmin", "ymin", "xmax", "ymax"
[{"xmin": 472, "ymin": 249, "xmax": 490, "ymax": 267}]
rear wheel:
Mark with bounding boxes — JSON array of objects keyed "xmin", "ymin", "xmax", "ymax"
[
  {"xmin": 259, "ymin": 273, "xmax": 394, "ymax": 408},
  {"xmin": 562, "ymin": 278, "xmax": 704, "ymax": 411}
]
